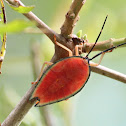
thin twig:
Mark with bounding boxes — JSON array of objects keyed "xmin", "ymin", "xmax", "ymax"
[
  {"xmin": 60, "ymin": 0, "xmax": 86, "ymax": 37},
  {"xmin": 5, "ymin": 0, "xmax": 61, "ymax": 43},
  {"xmin": 0, "ymin": 0, "xmax": 7, "ymax": 74},
  {"xmin": 83, "ymin": 37, "xmax": 126, "ymax": 52},
  {"xmin": 1, "ymin": 0, "xmax": 126, "ymax": 126},
  {"xmin": 91, "ymin": 65, "xmax": 126, "ymax": 83},
  {"xmin": 2, "ymin": 63, "xmax": 126, "ymax": 126},
  {"xmin": 5, "ymin": 0, "xmax": 126, "ymax": 53}
]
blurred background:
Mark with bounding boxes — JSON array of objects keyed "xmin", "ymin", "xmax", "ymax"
[{"xmin": 0, "ymin": 0, "xmax": 126, "ymax": 126}]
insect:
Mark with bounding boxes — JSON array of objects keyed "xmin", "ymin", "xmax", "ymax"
[{"xmin": 30, "ymin": 15, "xmax": 126, "ymax": 107}]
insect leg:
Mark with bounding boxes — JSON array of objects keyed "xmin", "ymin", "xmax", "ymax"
[
  {"xmin": 54, "ymin": 35, "xmax": 73, "ymax": 56},
  {"xmin": 31, "ymin": 61, "xmax": 53, "ymax": 85},
  {"xmin": 90, "ymin": 52, "xmax": 105, "ymax": 66},
  {"xmin": 75, "ymin": 44, "xmax": 83, "ymax": 56}
]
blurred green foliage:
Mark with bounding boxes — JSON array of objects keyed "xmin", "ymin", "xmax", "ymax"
[
  {"xmin": 10, "ymin": 5, "xmax": 35, "ymax": 13},
  {"xmin": 0, "ymin": 20, "xmax": 34, "ymax": 33},
  {"xmin": 0, "ymin": 0, "xmax": 126, "ymax": 126}
]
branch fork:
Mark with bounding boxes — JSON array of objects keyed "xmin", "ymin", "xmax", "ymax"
[{"xmin": 1, "ymin": 0, "xmax": 126, "ymax": 126}]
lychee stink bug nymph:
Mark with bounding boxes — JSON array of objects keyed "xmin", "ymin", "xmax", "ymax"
[{"xmin": 30, "ymin": 15, "xmax": 126, "ymax": 107}]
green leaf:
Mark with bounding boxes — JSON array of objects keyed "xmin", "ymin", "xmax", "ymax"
[
  {"xmin": 0, "ymin": 20, "xmax": 34, "ymax": 34},
  {"xmin": 76, "ymin": 30, "xmax": 82, "ymax": 38},
  {"xmin": 10, "ymin": 5, "xmax": 35, "ymax": 13},
  {"xmin": 82, "ymin": 34, "xmax": 87, "ymax": 40}
]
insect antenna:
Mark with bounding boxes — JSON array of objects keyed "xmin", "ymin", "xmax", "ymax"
[
  {"xmin": 86, "ymin": 15, "xmax": 108, "ymax": 58},
  {"xmin": 89, "ymin": 42, "xmax": 126, "ymax": 61}
]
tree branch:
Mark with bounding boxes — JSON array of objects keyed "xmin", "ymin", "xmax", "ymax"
[
  {"xmin": 60, "ymin": 0, "xmax": 86, "ymax": 37},
  {"xmin": 83, "ymin": 37, "xmax": 126, "ymax": 52},
  {"xmin": 2, "ymin": 0, "xmax": 126, "ymax": 126},
  {"xmin": 5, "ymin": 0, "xmax": 61, "ymax": 42},
  {"xmin": 2, "ymin": 63, "xmax": 126, "ymax": 126},
  {"xmin": 91, "ymin": 64, "xmax": 126, "ymax": 83},
  {"xmin": 5, "ymin": 0, "xmax": 126, "ymax": 53},
  {"xmin": 1, "ymin": 85, "xmax": 37, "ymax": 126}
]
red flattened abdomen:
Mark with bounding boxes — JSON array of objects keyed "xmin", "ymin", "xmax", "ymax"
[{"xmin": 31, "ymin": 56, "xmax": 90, "ymax": 106}]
